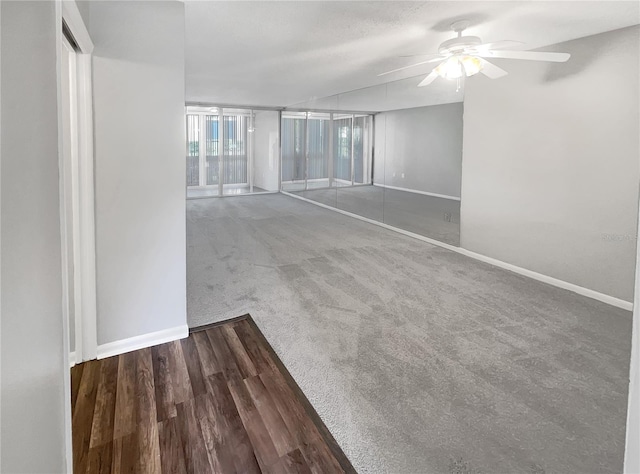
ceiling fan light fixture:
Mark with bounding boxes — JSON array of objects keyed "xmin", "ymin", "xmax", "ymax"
[
  {"xmin": 434, "ymin": 56, "xmax": 464, "ymax": 79},
  {"xmin": 434, "ymin": 55, "xmax": 483, "ymax": 80},
  {"xmin": 461, "ymin": 55, "xmax": 483, "ymax": 76}
]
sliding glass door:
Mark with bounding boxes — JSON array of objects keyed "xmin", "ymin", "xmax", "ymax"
[
  {"xmin": 222, "ymin": 111, "xmax": 249, "ymax": 193},
  {"xmin": 204, "ymin": 115, "xmax": 219, "ymax": 187},
  {"xmin": 186, "ymin": 106, "xmax": 278, "ymax": 197},
  {"xmin": 186, "ymin": 114, "xmax": 200, "ymax": 187},
  {"xmin": 186, "ymin": 110, "xmax": 220, "ymax": 196}
]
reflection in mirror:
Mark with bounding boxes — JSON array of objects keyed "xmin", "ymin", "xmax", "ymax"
[
  {"xmin": 333, "ymin": 114, "xmax": 382, "ymax": 221},
  {"xmin": 379, "ymin": 102, "xmax": 462, "ymax": 246},
  {"xmin": 281, "ymin": 111, "xmax": 307, "ymax": 192},
  {"xmin": 284, "ymin": 73, "xmax": 464, "ymax": 246},
  {"xmin": 282, "ymin": 111, "xmax": 376, "ymax": 211},
  {"xmin": 333, "ymin": 114, "xmax": 352, "ymax": 188},
  {"xmin": 308, "ymin": 112, "xmax": 331, "ymax": 189},
  {"xmin": 281, "ymin": 111, "xmax": 336, "ymax": 206}
]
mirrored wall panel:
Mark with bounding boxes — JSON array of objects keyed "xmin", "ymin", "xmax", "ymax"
[
  {"xmin": 185, "ymin": 106, "xmax": 280, "ymax": 198},
  {"xmin": 281, "ymin": 75, "xmax": 463, "ymax": 246},
  {"xmin": 281, "ymin": 111, "xmax": 375, "ymax": 211}
]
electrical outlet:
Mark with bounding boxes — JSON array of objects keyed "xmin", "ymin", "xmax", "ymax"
[{"xmin": 444, "ymin": 213, "xmax": 452, "ymax": 222}]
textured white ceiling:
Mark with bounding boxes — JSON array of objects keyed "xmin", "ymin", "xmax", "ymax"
[{"xmin": 185, "ymin": 1, "xmax": 639, "ymax": 109}]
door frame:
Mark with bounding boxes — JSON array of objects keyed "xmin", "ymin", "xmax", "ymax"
[
  {"xmin": 62, "ymin": 0, "xmax": 96, "ymax": 366},
  {"xmin": 58, "ymin": 2, "xmax": 96, "ymax": 467}
]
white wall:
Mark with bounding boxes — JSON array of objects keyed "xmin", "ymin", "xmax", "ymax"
[
  {"xmin": 253, "ymin": 110, "xmax": 280, "ymax": 192},
  {"xmin": 1, "ymin": 2, "xmax": 68, "ymax": 471},
  {"xmin": 461, "ymin": 26, "xmax": 639, "ymax": 302},
  {"xmin": 90, "ymin": 1, "xmax": 187, "ymax": 345},
  {"xmin": 374, "ymin": 103, "xmax": 463, "ymax": 198},
  {"xmin": 626, "ymin": 215, "xmax": 640, "ymax": 471},
  {"xmin": 75, "ymin": 0, "xmax": 89, "ymax": 28}
]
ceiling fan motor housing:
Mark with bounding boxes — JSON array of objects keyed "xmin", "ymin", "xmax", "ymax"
[{"xmin": 438, "ymin": 36, "xmax": 482, "ymax": 55}]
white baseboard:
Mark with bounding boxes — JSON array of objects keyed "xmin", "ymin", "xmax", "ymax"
[
  {"xmin": 282, "ymin": 191, "xmax": 633, "ymax": 312},
  {"xmin": 187, "ymin": 191, "xmax": 278, "ymax": 201},
  {"xmin": 458, "ymin": 249, "xmax": 633, "ymax": 311},
  {"xmin": 69, "ymin": 351, "xmax": 76, "ymax": 368},
  {"xmin": 373, "ymin": 182, "xmax": 461, "ymax": 201},
  {"xmin": 96, "ymin": 324, "xmax": 189, "ymax": 360}
]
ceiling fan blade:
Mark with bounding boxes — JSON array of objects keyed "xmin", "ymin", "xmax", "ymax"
[
  {"xmin": 480, "ymin": 50, "xmax": 571, "ymax": 62},
  {"xmin": 399, "ymin": 53, "xmax": 447, "ymax": 59},
  {"xmin": 475, "ymin": 40, "xmax": 524, "ymax": 51},
  {"xmin": 378, "ymin": 56, "xmax": 447, "ymax": 76},
  {"xmin": 417, "ymin": 70, "xmax": 439, "ymax": 87},
  {"xmin": 479, "ymin": 59, "xmax": 508, "ymax": 79}
]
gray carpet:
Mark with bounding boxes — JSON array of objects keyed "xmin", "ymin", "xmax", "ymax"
[
  {"xmin": 291, "ymin": 185, "xmax": 461, "ymax": 246},
  {"xmin": 187, "ymin": 193, "xmax": 631, "ymax": 474}
]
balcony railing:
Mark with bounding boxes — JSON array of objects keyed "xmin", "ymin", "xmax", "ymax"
[
  {"xmin": 187, "ymin": 156, "xmax": 199, "ymax": 186},
  {"xmin": 186, "ymin": 154, "xmax": 248, "ymax": 187}
]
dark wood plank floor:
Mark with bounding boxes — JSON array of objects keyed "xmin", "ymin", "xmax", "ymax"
[{"xmin": 72, "ymin": 314, "xmax": 354, "ymax": 473}]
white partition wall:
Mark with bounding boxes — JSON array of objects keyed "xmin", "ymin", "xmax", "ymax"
[
  {"xmin": 253, "ymin": 110, "xmax": 280, "ymax": 192},
  {"xmin": 91, "ymin": 0, "xmax": 188, "ymax": 348}
]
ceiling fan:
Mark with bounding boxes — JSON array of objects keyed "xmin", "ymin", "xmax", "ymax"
[{"xmin": 378, "ymin": 20, "xmax": 570, "ymax": 88}]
